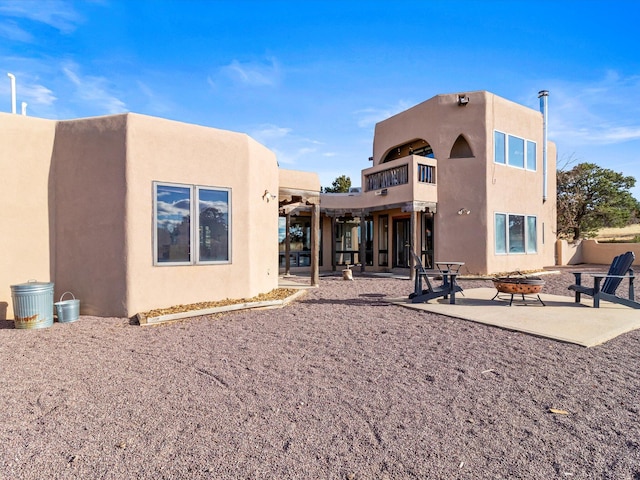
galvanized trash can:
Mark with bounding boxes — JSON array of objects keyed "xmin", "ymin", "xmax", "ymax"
[
  {"xmin": 55, "ymin": 291, "xmax": 80, "ymax": 323},
  {"xmin": 10, "ymin": 281, "xmax": 55, "ymax": 329}
]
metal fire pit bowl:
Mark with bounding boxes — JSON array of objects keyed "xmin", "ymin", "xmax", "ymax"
[
  {"xmin": 492, "ymin": 276, "xmax": 546, "ymax": 306},
  {"xmin": 492, "ymin": 277, "xmax": 545, "ymax": 295}
]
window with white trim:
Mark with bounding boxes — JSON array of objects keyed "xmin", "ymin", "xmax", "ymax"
[
  {"xmin": 494, "ymin": 130, "xmax": 537, "ymax": 171},
  {"xmin": 495, "ymin": 213, "xmax": 537, "ymax": 254},
  {"xmin": 154, "ymin": 182, "xmax": 231, "ymax": 265}
]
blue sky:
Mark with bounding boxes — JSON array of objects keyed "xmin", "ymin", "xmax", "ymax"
[{"xmin": 1, "ymin": 0, "xmax": 639, "ymax": 197}]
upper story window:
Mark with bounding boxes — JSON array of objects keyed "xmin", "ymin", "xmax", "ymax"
[
  {"xmin": 154, "ymin": 182, "xmax": 231, "ymax": 265},
  {"xmin": 494, "ymin": 130, "xmax": 537, "ymax": 171}
]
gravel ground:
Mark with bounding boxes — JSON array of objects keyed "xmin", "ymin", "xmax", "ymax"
[{"xmin": 1, "ymin": 267, "xmax": 639, "ymax": 479}]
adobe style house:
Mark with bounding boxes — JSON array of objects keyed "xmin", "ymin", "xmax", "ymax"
[
  {"xmin": 2, "ymin": 88, "xmax": 554, "ymax": 320},
  {"xmin": 1, "ymin": 112, "xmax": 318, "ymax": 319},
  {"xmin": 281, "ymin": 90, "xmax": 557, "ymax": 276}
]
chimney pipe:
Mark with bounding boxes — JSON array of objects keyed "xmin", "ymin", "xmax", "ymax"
[
  {"xmin": 7, "ymin": 73, "xmax": 16, "ymax": 114},
  {"xmin": 538, "ymin": 90, "xmax": 549, "ymax": 202}
]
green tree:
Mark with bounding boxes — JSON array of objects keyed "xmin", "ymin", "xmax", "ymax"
[
  {"xmin": 557, "ymin": 162, "xmax": 640, "ymax": 240},
  {"xmin": 323, "ymin": 175, "xmax": 352, "ymax": 193}
]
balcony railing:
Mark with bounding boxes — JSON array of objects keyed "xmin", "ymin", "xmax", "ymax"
[
  {"xmin": 417, "ymin": 164, "xmax": 436, "ymax": 184},
  {"xmin": 365, "ymin": 164, "xmax": 409, "ymax": 191}
]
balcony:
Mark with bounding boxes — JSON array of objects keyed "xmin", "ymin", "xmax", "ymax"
[{"xmin": 322, "ymin": 155, "xmax": 437, "ymax": 213}]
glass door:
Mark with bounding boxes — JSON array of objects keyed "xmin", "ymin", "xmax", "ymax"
[{"xmin": 393, "ymin": 218, "xmax": 411, "ymax": 268}]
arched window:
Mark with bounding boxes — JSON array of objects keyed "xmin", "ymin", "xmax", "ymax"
[
  {"xmin": 449, "ymin": 134, "xmax": 474, "ymax": 158},
  {"xmin": 382, "ymin": 138, "xmax": 434, "ymax": 163}
]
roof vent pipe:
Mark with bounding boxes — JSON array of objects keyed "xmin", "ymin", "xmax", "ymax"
[
  {"xmin": 7, "ymin": 73, "xmax": 16, "ymax": 114},
  {"xmin": 21, "ymin": 101, "xmax": 27, "ymax": 116},
  {"xmin": 538, "ymin": 90, "xmax": 549, "ymax": 202}
]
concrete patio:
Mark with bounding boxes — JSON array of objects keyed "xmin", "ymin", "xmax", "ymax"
[{"xmin": 388, "ymin": 287, "xmax": 640, "ymax": 347}]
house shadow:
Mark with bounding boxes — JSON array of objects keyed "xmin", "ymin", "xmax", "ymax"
[{"xmin": 0, "ymin": 301, "xmax": 14, "ymax": 329}]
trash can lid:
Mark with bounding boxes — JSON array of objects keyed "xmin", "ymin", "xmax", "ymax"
[{"xmin": 10, "ymin": 281, "xmax": 54, "ymax": 293}]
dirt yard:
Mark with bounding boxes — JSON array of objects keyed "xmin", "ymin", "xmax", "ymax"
[{"xmin": 1, "ymin": 269, "xmax": 639, "ymax": 479}]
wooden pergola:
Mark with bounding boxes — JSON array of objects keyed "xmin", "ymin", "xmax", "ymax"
[{"xmin": 279, "ymin": 187, "xmax": 321, "ymax": 286}]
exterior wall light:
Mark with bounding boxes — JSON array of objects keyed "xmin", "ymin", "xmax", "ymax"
[
  {"xmin": 263, "ymin": 190, "xmax": 277, "ymax": 202},
  {"xmin": 457, "ymin": 208, "xmax": 471, "ymax": 215}
]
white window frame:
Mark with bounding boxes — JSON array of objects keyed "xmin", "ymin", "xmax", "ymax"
[
  {"xmin": 494, "ymin": 212, "xmax": 537, "ymax": 255},
  {"xmin": 494, "ymin": 130, "xmax": 537, "ymax": 172},
  {"xmin": 153, "ymin": 181, "xmax": 232, "ymax": 266}
]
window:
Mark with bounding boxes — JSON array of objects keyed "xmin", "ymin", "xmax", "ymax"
[
  {"xmin": 507, "ymin": 135, "xmax": 524, "ymax": 168},
  {"xmin": 527, "ymin": 216, "xmax": 537, "ymax": 253},
  {"xmin": 526, "ymin": 140, "xmax": 537, "ymax": 171},
  {"xmin": 494, "ymin": 131, "xmax": 506, "ymax": 164},
  {"xmin": 495, "ymin": 213, "xmax": 537, "ymax": 254},
  {"xmin": 494, "ymin": 131, "xmax": 537, "ymax": 171},
  {"xmin": 154, "ymin": 182, "xmax": 231, "ymax": 265}
]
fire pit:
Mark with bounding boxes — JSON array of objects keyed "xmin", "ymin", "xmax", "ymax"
[{"xmin": 492, "ymin": 276, "xmax": 546, "ymax": 306}]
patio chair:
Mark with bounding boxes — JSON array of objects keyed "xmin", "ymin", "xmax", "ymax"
[
  {"xmin": 568, "ymin": 251, "xmax": 640, "ymax": 309},
  {"xmin": 409, "ymin": 251, "xmax": 463, "ymax": 304}
]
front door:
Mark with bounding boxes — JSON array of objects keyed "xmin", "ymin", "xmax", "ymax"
[{"xmin": 393, "ymin": 218, "xmax": 411, "ymax": 268}]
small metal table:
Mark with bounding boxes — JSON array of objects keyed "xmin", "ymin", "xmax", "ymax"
[{"xmin": 435, "ymin": 262, "xmax": 465, "ymax": 304}]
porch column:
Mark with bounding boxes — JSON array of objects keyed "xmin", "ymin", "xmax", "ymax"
[
  {"xmin": 310, "ymin": 203, "xmax": 320, "ymax": 287},
  {"xmin": 285, "ymin": 213, "xmax": 291, "ymax": 276},
  {"xmin": 410, "ymin": 209, "xmax": 416, "ymax": 282},
  {"xmin": 360, "ymin": 210, "xmax": 366, "ymax": 273},
  {"xmin": 331, "ymin": 215, "xmax": 337, "ymax": 272}
]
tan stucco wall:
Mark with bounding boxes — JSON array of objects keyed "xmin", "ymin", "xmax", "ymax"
[
  {"xmin": 484, "ymin": 93, "xmax": 557, "ymax": 274},
  {"xmin": 52, "ymin": 115, "xmax": 129, "ymax": 316},
  {"xmin": 2, "ymin": 112, "xmax": 280, "ymax": 319},
  {"xmin": 125, "ymin": 114, "xmax": 279, "ymax": 317},
  {"xmin": 578, "ymin": 239, "xmax": 640, "ymax": 266},
  {"xmin": 279, "ymin": 168, "xmax": 320, "ymax": 192},
  {"xmin": 371, "ymin": 91, "xmax": 557, "ymax": 275},
  {"xmin": 0, "ymin": 113, "xmax": 57, "ymax": 319}
]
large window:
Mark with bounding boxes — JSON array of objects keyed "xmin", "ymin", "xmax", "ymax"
[
  {"xmin": 494, "ymin": 131, "xmax": 537, "ymax": 171},
  {"xmin": 495, "ymin": 213, "xmax": 537, "ymax": 254},
  {"xmin": 154, "ymin": 182, "xmax": 231, "ymax": 265}
]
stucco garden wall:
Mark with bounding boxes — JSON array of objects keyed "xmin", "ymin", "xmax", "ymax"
[{"xmin": 557, "ymin": 239, "xmax": 640, "ymax": 266}]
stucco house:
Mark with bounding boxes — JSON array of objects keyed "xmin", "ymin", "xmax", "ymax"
[
  {"xmin": 281, "ymin": 90, "xmax": 557, "ymax": 276},
  {"xmin": 2, "ymin": 88, "xmax": 555, "ymax": 320},
  {"xmin": 1, "ymin": 112, "xmax": 318, "ymax": 320}
]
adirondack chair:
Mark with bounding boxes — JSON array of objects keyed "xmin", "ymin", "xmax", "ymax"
[
  {"xmin": 408, "ymin": 251, "xmax": 463, "ymax": 304},
  {"xmin": 568, "ymin": 251, "xmax": 639, "ymax": 308}
]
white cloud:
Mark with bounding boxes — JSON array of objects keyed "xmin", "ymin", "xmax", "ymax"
[
  {"xmin": 548, "ymin": 72, "xmax": 640, "ymax": 146},
  {"xmin": 353, "ymin": 99, "xmax": 413, "ymax": 128},
  {"xmin": 251, "ymin": 124, "xmax": 292, "ymax": 142},
  {"xmin": 62, "ymin": 63, "xmax": 127, "ymax": 114},
  {"xmin": 0, "ymin": 0, "xmax": 83, "ymax": 34},
  {"xmin": 136, "ymin": 80, "xmax": 172, "ymax": 114},
  {"xmin": 248, "ymin": 124, "xmax": 324, "ymax": 166},
  {"xmin": 20, "ymin": 82, "xmax": 57, "ymax": 106},
  {"xmin": 220, "ymin": 57, "xmax": 281, "ymax": 87},
  {"xmin": 0, "ymin": 20, "xmax": 33, "ymax": 42}
]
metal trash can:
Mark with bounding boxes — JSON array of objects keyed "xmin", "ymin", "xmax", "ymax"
[{"xmin": 10, "ymin": 281, "xmax": 54, "ymax": 329}]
